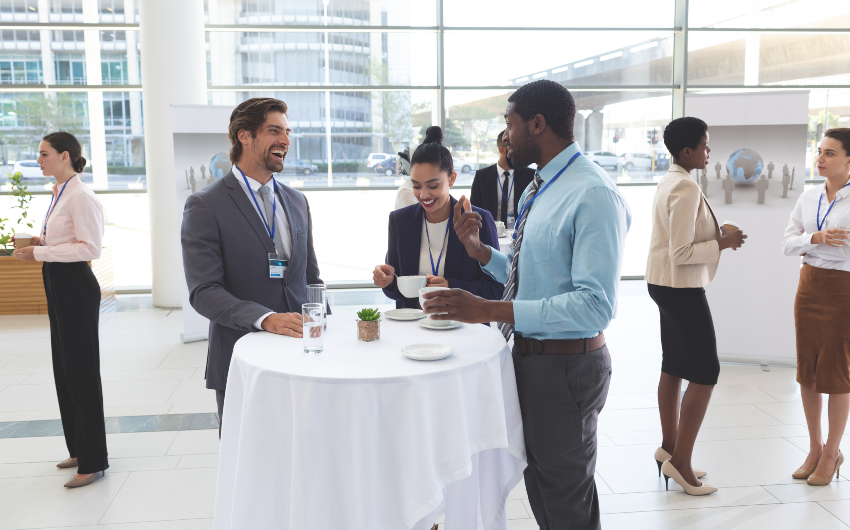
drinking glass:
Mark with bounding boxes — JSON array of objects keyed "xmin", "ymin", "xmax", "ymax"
[
  {"xmin": 302, "ymin": 303, "xmax": 324, "ymax": 353},
  {"xmin": 834, "ymin": 213, "xmax": 850, "ymax": 246},
  {"xmin": 307, "ymin": 284, "xmax": 327, "ymax": 330}
]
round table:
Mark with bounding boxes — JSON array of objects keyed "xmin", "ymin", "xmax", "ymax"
[{"xmin": 214, "ymin": 312, "xmax": 526, "ymax": 530}]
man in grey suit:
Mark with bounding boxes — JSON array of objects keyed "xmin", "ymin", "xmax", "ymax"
[{"xmin": 181, "ymin": 98, "xmax": 326, "ymax": 427}]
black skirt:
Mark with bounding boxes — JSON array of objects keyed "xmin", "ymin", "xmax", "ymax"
[{"xmin": 647, "ymin": 283, "xmax": 720, "ymax": 386}]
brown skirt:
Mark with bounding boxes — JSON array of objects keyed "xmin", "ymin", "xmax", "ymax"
[{"xmin": 795, "ymin": 263, "xmax": 850, "ymax": 393}]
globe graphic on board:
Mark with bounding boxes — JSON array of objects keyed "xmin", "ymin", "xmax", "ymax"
[
  {"xmin": 725, "ymin": 148, "xmax": 764, "ymax": 184},
  {"xmin": 209, "ymin": 152, "xmax": 231, "ymax": 180}
]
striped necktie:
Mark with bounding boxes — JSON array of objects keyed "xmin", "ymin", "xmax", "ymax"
[{"xmin": 498, "ymin": 173, "xmax": 543, "ymax": 340}]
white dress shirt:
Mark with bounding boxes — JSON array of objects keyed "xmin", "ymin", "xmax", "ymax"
[
  {"xmin": 394, "ymin": 178, "xmax": 418, "ymax": 211},
  {"xmin": 782, "ymin": 181, "xmax": 850, "ymax": 272},
  {"xmin": 33, "ymin": 175, "xmax": 104, "ymax": 262},
  {"xmin": 495, "ymin": 161, "xmax": 515, "ymax": 222},
  {"xmin": 232, "ymin": 166, "xmax": 294, "ymax": 329},
  {"xmin": 418, "ymin": 217, "xmax": 449, "ymax": 278}
]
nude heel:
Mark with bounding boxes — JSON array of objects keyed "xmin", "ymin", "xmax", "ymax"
[
  {"xmin": 661, "ymin": 460, "xmax": 717, "ymax": 496},
  {"xmin": 808, "ymin": 451, "xmax": 844, "ymax": 486},
  {"xmin": 655, "ymin": 447, "xmax": 706, "ymax": 478}
]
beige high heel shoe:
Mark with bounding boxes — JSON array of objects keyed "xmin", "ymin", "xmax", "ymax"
[
  {"xmin": 807, "ymin": 451, "xmax": 844, "ymax": 486},
  {"xmin": 661, "ymin": 460, "xmax": 718, "ymax": 496},
  {"xmin": 654, "ymin": 447, "xmax": 706, "ymax": 478},
  {"xmin": 64, "ymin": 470, "xmax": 104, "ymax": 488},
  {"xmin": 56, "ymin": 457, "xmax": 78, "ymax": 469}
]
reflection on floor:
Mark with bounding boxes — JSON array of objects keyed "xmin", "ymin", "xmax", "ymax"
[{"xmin": 2, "ymin": 283, "xmax": 849, "ymax": 529}]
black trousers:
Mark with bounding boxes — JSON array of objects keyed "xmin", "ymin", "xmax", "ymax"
[
  {"xmin": 43, "ymin": 261, "xmax": 109, "ymax": 474},
  {"xmin": 513, "ymin": 345, "xmax": 612, "ymax": 530}
]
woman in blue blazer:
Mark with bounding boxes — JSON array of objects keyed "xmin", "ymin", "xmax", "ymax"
[{"xmin": 373, "ymin": 126, "xmax": 503, "ymax": 308}]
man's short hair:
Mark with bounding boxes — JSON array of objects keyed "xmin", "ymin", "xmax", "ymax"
[
  {"xmin": 507, "ymin": 80, "xmax": 575, "ymax": 141},
  {"xmin": 663, "ymin": 117, "xmax": 708, "ymax": 159},
  {"xmin": 496, "ymin": 130, "xmax": 506, "ymax": 148},
  {"xmin": 228, "ymin": 98, "xmax": 288, "ymax": 164}
]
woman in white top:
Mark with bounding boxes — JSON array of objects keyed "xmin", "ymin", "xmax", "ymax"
[
  {"xmin": 13, "ymin": 132, "xmax": 107, "ymax": 489},
  {"xmin": 782, "ymin": 128, "xmax": 850, "ymax": 486}
]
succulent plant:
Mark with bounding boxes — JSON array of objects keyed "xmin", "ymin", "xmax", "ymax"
[{"xmin": 357, "ymin": 308, "xmax": 381, "ymax": 322}]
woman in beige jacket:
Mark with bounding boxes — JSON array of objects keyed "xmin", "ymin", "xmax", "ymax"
[{"xmin": 646, "ymin": 117, "xmax": 746, "ymax": 495}]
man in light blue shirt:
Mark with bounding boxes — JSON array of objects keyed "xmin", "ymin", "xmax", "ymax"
[{"xmin": 423, "ymin": 80, "xmax": 630, "ymax": 530}]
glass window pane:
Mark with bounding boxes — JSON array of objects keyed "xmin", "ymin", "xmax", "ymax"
[
  {"xmin": 445, "ymin": 31, "xmax": 674, "ymax": 87},
  {"xmin": 688, "ymin": 33, "xmax": 850, "ymax": 86},
  {"xmin": 445, "ymin": 0, "xmax": 673, "ymax": 28},
  {"xmin": 689, "ymin": 0, "xmax": 850, "ymax": 28},
  {"xmin": 208, "ymin": 31, "xmax": 435, "ymax": 87},
  {"xmin": 207, "ymin": 0, "xmax": 437, "ymax": 27}
]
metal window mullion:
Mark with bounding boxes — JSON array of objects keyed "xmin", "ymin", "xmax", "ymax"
[
  {"xmin": 671, "ymin": 0, "xmax": 688, "ymax": 119},
  {"xmin": 438, "ymin": 0, "xmax": 444, "ymax": 130}
]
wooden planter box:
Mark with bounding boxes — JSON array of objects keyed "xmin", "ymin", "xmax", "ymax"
[{"xmin": 0, "ymin": 247, "xmax": 115, "ymax": 315}]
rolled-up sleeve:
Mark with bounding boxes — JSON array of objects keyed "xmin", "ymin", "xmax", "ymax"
[{"xmin": 513, "ymin": 187, "xmax": 630, "ymax": 334}]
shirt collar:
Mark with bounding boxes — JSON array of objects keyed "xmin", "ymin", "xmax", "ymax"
[
  {"xmin": 496, "ymin": 160, "xmax": 513, "ymax": 177},
  {"xmin": 51, "ymin": 175, "xmax": 79, "ymax": 197},
  {"xmin": 536, "ymin": 141, "xmax": 580, "ymax": 183},
  {"xmin": 820, "ymin": 181, "xmax": 850, "ymax": 201},
  {"xmin": 669, "ymin": 164, "xmax": 692, "ymax": 177},
  {"xmin": 233, "ymin": 165, "xmax": 273, "ymax": 191}
]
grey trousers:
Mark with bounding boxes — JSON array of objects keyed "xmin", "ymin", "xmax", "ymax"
[{"xmin": 513, "ymin": 345, "xmax": 612, "ymax": 530}]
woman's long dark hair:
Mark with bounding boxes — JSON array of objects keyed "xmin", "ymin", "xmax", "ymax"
[
  {"xmin": 411, "ymin": 126, "xmax": 454, "ymax": 175},
  {"xmin": 43, "ymin": 132, "xmax": 87, "ymax": 173}
]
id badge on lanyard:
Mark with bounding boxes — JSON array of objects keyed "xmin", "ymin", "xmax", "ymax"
[{"xmin": 269, "ymin": 253, "xmax": 288, "ymax": 279}]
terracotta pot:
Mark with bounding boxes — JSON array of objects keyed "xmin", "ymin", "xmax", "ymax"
[{"xmin": 357, "ymin": 319, "xmax": 380, "ymax": 342}]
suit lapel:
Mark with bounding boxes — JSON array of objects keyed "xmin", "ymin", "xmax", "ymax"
[
  {"xmin": 401, "ymin": 205, "xmax": 423, "ymax": 276},
  {"xmin": 275, "ymin": 184, "xmax": 297, "ymax": 251},
  {"xmin": 225, "ymin": 172, "xmax": 275, "ymax": 254}
]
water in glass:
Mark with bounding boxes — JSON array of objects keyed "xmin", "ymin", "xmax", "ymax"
[{"xmin": 302, "ymin": 303, "xmax": 324, "ymax": 353}]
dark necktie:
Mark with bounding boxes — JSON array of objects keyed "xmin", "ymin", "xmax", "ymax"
[
  {"xmin": 498, "ymin": 173, "xmax": 543, "ymax": 340},
  {"xmin": 501, "ymin": 171, "xmax": 510, "ymax": 224}
]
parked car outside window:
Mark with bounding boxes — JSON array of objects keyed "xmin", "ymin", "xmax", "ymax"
[
  {"xmin": 13, "ymin": 160, "xmax": 44, "ymax": 179},
  {"xmin": 585, "ymin": 151, "xmax": 621, "ymax": 170},
  {"xmin": 367, "ymin": 153, "xmax": 393, "ymax": 168}
]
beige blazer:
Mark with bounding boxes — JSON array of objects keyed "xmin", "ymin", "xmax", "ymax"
[{"xmin": 645, "ymin": 164, "xmax": 721, "ymax": 288}]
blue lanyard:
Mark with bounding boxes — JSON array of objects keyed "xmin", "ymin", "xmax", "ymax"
[
  {"xmin": 497, "ymin": 170, "xmax": 514, "ymax": 205},
  {"xmin": 235, "ymin": 165, "xmax": 277, "ymax": 251},
  {"xmin": 424, "ymin": 209, "xmax": 450, "ymax": 276},
  {"xmin": 816, "ymin": 182, "xmax": 850, "ymax": 231},
  {"xmin": 42, "ymin": 176, "xmax": 75, "ymax": 240},
  {"xmin": 513, "ymin": 151, "xmax": 582, "ymax": 240}
]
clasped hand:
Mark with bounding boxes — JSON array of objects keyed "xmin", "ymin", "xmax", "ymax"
[
  {"xmin": 11, "ymin": 235, "xmax": 39, "ymax": 261},
  {"xmin": 261, "ymin": 312, "xmax": 303, "ymax": 338}
]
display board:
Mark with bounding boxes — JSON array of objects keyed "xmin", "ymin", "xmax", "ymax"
[{"xmin": 687, "ymin": 91, "xmax": 809, "ymax": 366}]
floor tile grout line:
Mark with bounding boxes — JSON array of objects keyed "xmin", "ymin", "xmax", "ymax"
[
  {"xmin": 759, "ymin": 484, "xmax": 785, "ymax": 504},
  {"xmin": 95, "ymin": 470, "xmax": 134, "ymax": 526},
  {"xmin": 816, "ymin": 500, "xmax": 850, "ymax": 528}
]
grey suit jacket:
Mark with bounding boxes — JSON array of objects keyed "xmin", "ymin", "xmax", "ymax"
[{"xmin": 181, "ymin": 170, "xmax": 325, "ymax": 391}]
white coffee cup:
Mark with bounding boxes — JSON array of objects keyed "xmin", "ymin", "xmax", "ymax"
[
  {"xmin": 495, "ymin": 221, "xmax": 506, "ymax": 237},
  {"xmin": 419, "ymin": 286, "xmax": 451, "ymax": 326},
  {"xmin": 397, "ymin": 275, "xmax": 427, "ymax": 298},
  {"xmin": 722, "ymin": 220, "xmax": 741, "ymax": 232}
]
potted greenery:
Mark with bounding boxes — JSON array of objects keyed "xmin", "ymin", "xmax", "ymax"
[
  {"xmin": 0, "ymin": 172, "xmax": 35, "ymax": 255},
  {"xmin": 356, "ymin": 308, "xmax": 381, "ymax": 342}
]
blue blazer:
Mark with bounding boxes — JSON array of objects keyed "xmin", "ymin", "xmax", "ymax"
[{"xmin": 383, "ymin": 196, "xmax": 504, "ymax": 309}]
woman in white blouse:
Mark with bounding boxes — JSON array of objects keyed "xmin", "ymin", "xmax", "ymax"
[
  {"xmin": 782, "ymin": 128, "xmax": 850, "ymax": 486},
  {"xmin": 13, "ymin": 132, "xmax": 108, "ymax": 489}
]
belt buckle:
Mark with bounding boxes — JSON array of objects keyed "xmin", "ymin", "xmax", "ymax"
[{"xmin": 519, "ymin": 337, "xmax": 544, "ymax": 355}]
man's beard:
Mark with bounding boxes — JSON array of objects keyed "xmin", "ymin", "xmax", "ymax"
[
  {"xmin": 252, "ymin": 142, "xmax": 285, "ymax": 173},
  {"xmin": 504, "ymin": 149, "xmax": 515, "ymax": 170},
  {"xmin": 507, "ymin": 133, "xmax": 539, "ymax": 170}
]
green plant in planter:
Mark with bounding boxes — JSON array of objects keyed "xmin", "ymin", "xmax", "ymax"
[
  {"xmin": 356, "ymin": 308, "xmax": 381, "ymax": 321},
  {"xmin": 0, "ymin": 172, "xmax": 34, "ymax": 255}
]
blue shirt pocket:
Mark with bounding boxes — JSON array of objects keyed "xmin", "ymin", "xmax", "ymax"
[{"xmin": 522, "ymin": 223, "xmax": 552, "ymax": 263}]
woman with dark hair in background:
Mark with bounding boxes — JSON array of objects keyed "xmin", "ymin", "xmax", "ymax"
[
  {"xmin": 645, "ymin": 117, "xmax": 746, "ymax": 496},
  {"xmin": 13, "ymin": 132, "xmax": 108, "ymax": 488},
  {"xmin": 783, "ymin": 128, "xmax": 850, "ymax": 486},
  {"xmin": 373, "ymin": 125, "xmax": 503, "ymax": 308}
]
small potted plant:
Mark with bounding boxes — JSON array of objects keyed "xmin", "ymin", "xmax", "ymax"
[{"xmin": 356, "ymin": 308, "xmax": 381, "ymax": 342}]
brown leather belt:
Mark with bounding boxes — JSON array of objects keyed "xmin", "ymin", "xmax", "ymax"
[{"xmin": 513, "ymin": 332, "xmax": 605, "ymax": 355}]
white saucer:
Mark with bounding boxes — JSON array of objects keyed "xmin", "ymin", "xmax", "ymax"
[
  {"xmin": 384, "ymin": 308, "xmax": 425, "ymax": 321},
  {"xmin": 418, "ymin": 318, "xmax": 463, "ymax": 330},
  {"xmin": 401, "ymin": 343, "xmax": 454, "ymax": 361}
]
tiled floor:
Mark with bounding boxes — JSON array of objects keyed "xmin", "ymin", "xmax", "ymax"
[{"xmin": 3, "ymin": 283, "xmax": 850, "ymax": 529}]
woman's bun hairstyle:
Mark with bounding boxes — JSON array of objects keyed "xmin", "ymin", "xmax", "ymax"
[
  {"xmin": 422, "ymin": 125, "xmax": 444, "ymax": 145},
  {"xmin": 43, "ymin": 132, "xmax": 86, "ymax": 174},
  {"xmin": 411, "ymin": 125, "xmax": 453, "ymax": 175}
]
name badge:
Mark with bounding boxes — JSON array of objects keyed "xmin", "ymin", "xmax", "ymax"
[{"xmin": 269, "ymin": 253, "xmax": 287, "ymax": 279}]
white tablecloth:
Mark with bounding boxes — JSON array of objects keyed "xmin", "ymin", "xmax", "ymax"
[
  {"xmin": 498, "ymin": 235, "xmax": 511, "ymax": 253},
  {"xmin": 214, "ymin": 312, "xmax": 526, "ymax": 530}
]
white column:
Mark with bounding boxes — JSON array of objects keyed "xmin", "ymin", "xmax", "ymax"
[
  {"xmin": 140, "ymin": 0, "xmax": 206, "ymax": 307},
  {"xmin": 744, "ymin": 35, "xmax": 760, "ymax": 86},
  {"xmin": 82, "ymin": 0, "xmax": 107, "ymax": 188},
  {"xmin": 209, "ymin": 0, "xmax": 238, "ymax": 106},
  {"xmin": 37, "ymin": 0, "xmax": 54, "ymax": 84},
  {"xmin": 671, "ymin": 0, "xmax": 688, "ymax": 119}
]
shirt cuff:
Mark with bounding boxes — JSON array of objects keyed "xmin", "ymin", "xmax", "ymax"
[
  {"xmin": 481, "ymin": 246, "xmax": 509, "ymax": 283},
  {"xmin": 253, "ymin": 312, "xmax": 274, "ymax": 330},
  {"xmin": 512, "ymin": 299, "xmax": 543, "ymax": 334},
  {"xmin": 32, "ymin": 245, "xmax": 47, "ymax": 262}
]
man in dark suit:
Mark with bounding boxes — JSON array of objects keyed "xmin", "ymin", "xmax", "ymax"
[
  {"xmin": 470, "ymin": 129, "xmax": 535, "ymax": 225},
  {"xmin": 181, "ymin": 97, "xmax": 326, "ymax": 428}
]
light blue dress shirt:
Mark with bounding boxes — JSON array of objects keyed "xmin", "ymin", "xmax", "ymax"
[{"xmin": 482, "ymin": 142, "xmax": 631, "ymax": 340}]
